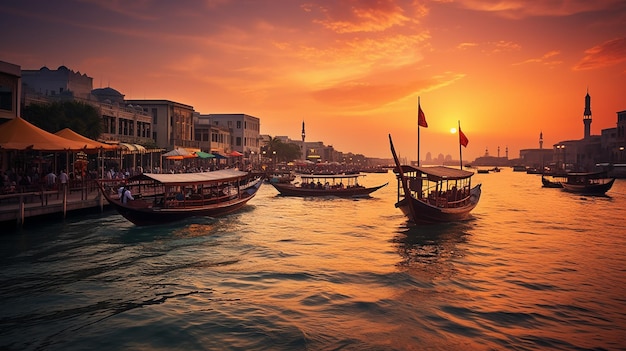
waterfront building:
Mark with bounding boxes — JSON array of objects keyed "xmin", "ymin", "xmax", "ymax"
[
  {"xmin": 22, "ymin": 65, "xmax": 92, "ymax": 100},
  {"xmin": 91, "ymin": 88, "xmax": 153, "ymax": 146},
  {"xmin": 194, "ymin": 113, "xmax": 231, "ymax": 154},
  {"xmin": 204, "ymin": 113, "xmax": 261, "ymax": 160},
  {"xmin": 518, "ymin": 132, "xmax": 554, "ymax": 169},
  {"xmin": 0, "ymin": 60, "xmax": 21, "ymax": 122},
  {"xmin": 126, "ymin": 99, "xmax": 198, "ymax": 151},
  {"xmin": 552, "ymin": 91, "xmax": 604, "ymax": 171}
]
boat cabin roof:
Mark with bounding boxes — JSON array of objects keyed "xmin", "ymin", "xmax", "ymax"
[
  {"xmin": 300, "ymin": 173, "xmax": 362, "ymax": 180},
  {"xmin": 396, "ymin": 165, "xmax": 474, "ymax": 181},
  {"xmin": 129, "ymin": 169, "xmax": 250, "ymax": 185}
]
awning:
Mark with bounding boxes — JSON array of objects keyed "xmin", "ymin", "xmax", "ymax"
[
  {"xmin": 228, "ymin": 150, "xmax": 243, "ymax": 157},
  {"xmin": 211, "ymin": 152, "xmax": 228, "ymax": 159},
  {"xmin": 195, "ymin": 151, "xmax": 215, "ymax": 159},
  {"xmin": 119, "ymin": 143, "xmax": 146, "ymax": 153}
]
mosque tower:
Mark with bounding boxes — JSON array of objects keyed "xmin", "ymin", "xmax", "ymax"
[
  {"xmin": 539, "ymin": 131, "xmax": 543, "ymax": 149},
  {"xmin": 301, "ymin": 120, "xmax": 306, "ymax": 161},
  {"xmin": 583, "ymin": 89, "xmax": 592, "ymax": 139}
]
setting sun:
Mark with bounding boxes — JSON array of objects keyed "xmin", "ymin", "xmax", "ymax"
[{"xmin": 450, "ymin": 128, "xmax": 457, "ymax": 134}]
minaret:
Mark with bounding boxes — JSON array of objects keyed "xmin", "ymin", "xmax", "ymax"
[
  {"xmin": 583, "ymin": 89, "xmax": 592, "ymax": 139},
  {"xmin": 301, "ymin": 120, "xmax": 306, "ymax": 161},
  {"xmin": 539, "ymin": 131, "xmax": 543, "ymax": 149}
]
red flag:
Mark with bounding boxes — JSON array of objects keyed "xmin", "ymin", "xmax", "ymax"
[
  {"xmin": 418, "ymin": 104, "xmax": 428, "ymax": 128},
  {"xmin": 459, "ymin": 127, "xmax": 469, "ymax": 147}
]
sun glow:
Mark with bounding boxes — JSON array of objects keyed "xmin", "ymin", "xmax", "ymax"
[{"xmin": 450, "ymin": 128, "xmax": 457, "ymax": 134}]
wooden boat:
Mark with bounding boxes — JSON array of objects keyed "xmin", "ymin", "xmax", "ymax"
[
  {"xmin": 98, "ymin": 169, "xmax": 264, "ymax": 225},
  {"xmin": 389, "ymin": 134, "xmax": 481, "ymax": 225},
  {"xmin": 561, "ymin": 171, "xmax": 615, "ymax": 195},
  {"xmin": 270, "ymin": 173, "xmax": 387, "ymax": 197},
  {"xmin": 541, "ymin": 175, "xmax": 564, "ymax": 188}
]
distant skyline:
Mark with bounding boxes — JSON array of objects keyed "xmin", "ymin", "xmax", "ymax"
[{"xmin": 2, "ymin": 0, "xmax": 625, "ymax": 160}]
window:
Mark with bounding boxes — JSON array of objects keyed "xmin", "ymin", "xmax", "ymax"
[
  {"xmin": 237, "ymin": 121, "xmax": 242, "ymax": 129},
  {"xmin": 236, "ymin": 137, "xmax": 242, "ymax": 146},
  {"xmin": 0, "ymin": 87, "xmax": 12, "ymax": 111}
]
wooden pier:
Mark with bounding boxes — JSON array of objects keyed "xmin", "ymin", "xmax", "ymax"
[{"xmin": 0, "ymin": 181, "xmax": 112, "ymax": 228}]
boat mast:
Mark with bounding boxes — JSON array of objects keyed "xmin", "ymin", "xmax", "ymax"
[
  {"xmin": 417, "ymin": 96, "xmax": 421, "ymax": 167},
  {"xmin": 458, "ymin": 120, "xmax": 462, "ymax": 170}
]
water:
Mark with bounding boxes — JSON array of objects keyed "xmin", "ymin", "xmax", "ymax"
[{"xmin": 1, "ymin": 169, "xmax": 625, "ymax": 350}]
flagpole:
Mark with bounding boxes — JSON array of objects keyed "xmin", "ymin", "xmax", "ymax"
[
  {"xmin": 417, "ymin": 96, "xmax": 421, "ymax": 167},
  {"xmin": 458, "ymin": 120, "xmax": 463, "ymax": 170}
]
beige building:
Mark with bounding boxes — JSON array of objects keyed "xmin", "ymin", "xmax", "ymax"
[
  {"xmin": 205, "ymin": 113, "xmax": 261, "ymax": 157},
  {"xmin": 127, "ymin": 99, "xmax": 198, "ymax": 151},
  {"xmin": 194, "ymin": 114, "xmax": 231, "ymax": 154}
]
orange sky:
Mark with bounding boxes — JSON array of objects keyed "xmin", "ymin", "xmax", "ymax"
[{"xmin": 2, "ymin": 0, "xmax": 625, "ymax": 160}]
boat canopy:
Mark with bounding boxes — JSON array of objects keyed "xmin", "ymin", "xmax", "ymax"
[
  {"xmin": 300, "ymin": 173, "xmax": 363, "ymax": 180},
  {"xmin": 397, "ymin": 165, "xmax": 474, "ymax": 181},
  {"xmin": 130, "ymin": 169, "xmax": 250, "ymax": 185}
]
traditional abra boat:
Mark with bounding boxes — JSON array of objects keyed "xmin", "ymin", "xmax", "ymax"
[
  {"xmin": 98, "ymin": 169, "xmax": 264, "ymax": 225},
  {"xmin": 560, "ymin": 171, "xmax": 615, "ymax": 195},
  {"xmin": 389, "ymin": 135, "xmax": 481, "ymax": 225},
  {"xmin": 270, "ymin": 173, "xmax": 387, "ymax": 197}
]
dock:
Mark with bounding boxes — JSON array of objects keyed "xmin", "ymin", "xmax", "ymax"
[{"xmin": 0, "ymin": 181, "xmax": 112, "ymax": 228}]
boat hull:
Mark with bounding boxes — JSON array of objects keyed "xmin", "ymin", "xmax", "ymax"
[
  {"xmin": 101, "ymin": 177, "xmax": 263, "ymax": 226},
  {"xmin": 271, "ymin": 182, "xmax": 387, "ymax": 197},
  {"xmin": 561, "ymin": 178, "xmax": 615, "ymax": 195},
  {"xmin": 396, "ymin": 184, "xmax": 481, "ymax": 225}
]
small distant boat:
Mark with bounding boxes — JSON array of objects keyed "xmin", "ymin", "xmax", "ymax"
[
  {"xmin": 477, "ymin": 169, "xmax": 490, "ymax": 174},
  {"xmin": 561, "ymin": 171, "xmax": 615, "ymax": 195},
  {"xmin": 270, "ymin": 173, "xmax": 387, "ymax": 197},
  {"xmin": 389, "ymin": 135, "xmax": 481, "ymax": 225},
  {"xmin": 98, "ymin": 170, "xmax": 264, "ymax": 226},
  {"xmin": 512, "ymin": 165, "xmax": 527, "ymax": 172}
]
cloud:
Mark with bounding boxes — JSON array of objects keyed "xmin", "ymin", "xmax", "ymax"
[
  {"xmin": 573, "ymin": 37, "xmax": 626, "ymax": 70},
  {"xmin": 452, "ymin": 0, "xmax": 625, "ymax": 19},
  {"xmin": 311, "ymin": 71, "xmax": 465, "ymax": 109},
  {"xmin": 306, "ymin": 0, "xmax": 423, "ymax": 33},
  {"xmin": 514, "ymin": 50, "xmax": 563, "ymax": 66}
]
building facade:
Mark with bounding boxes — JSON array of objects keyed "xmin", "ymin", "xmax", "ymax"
[
  {"xmin": 127, "ymin": 99, "xmax": 198, "ymax": 151},
  {"xmin": 22, "ymin": 66, "xmax": 92, "ymax": 100},
  {"xmin": 0, "ymin": 60, "xmax": 21, "ymax": 121},
  {"xmin": 91, "ymin": 88, "xmax": 153, "ymax": 146},
  {"xmin": 194, "ymin": 114, "xmax": 231, "ymax": 154},
  {"xmin": 207, "ymin": 113, "xmax": 261, "ymax": 157}
]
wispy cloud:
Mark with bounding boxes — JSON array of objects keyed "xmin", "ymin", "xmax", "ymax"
[
  {"xmin": 514, "ymin": 50, "xmax": 562, "ymax": 66},
  {"xmin": 573, "ymin": 37, "xmax": 626, "ymax": 70},
  {"xmin": 306, "ymin": 0, "xmax": 422, "ymax": 33},
  {"xmin": 453, "ymin": 0, "xmax": 625, "ymax": 19}
]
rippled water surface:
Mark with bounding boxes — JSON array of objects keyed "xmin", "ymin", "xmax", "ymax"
[{"xmin": 1, "ymin": 170, "xmax": 625, "ymax": 350}]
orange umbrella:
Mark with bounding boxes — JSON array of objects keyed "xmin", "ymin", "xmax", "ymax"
[
  {"xmin": 0, "ymin": 117, "xmax": 92, "ymax": 151},
  {"xmin": 55, "ymin": 128, "xmax": 119, "ymax": 152}
]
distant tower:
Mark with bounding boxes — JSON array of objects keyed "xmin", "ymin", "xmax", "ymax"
[
  {"xmin": 505, "ymin": 146, "xmax": 509, "ymax": 159},
  {"xmin": 497, "ymin": 146, "xmax": 500, "ymax": 158},
  {"xmin": 539, "ymin": 131, "xmax": 543, "ymax": 149},
  {"xmin": 301, "ymin": 120, "xmax": 306, "ymax": 161},
  {"xmin": 583, "ymin": 89, "xmax": 592, "ymax": 139}
]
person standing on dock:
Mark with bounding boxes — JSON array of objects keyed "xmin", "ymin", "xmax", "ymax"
[
  {"xmin": 46, "ymin": 171, "xmax": 57, "ymax": 190},
  {"xmin": 58, "ymin": 170, "xmax": 69, "ymax": 192}
]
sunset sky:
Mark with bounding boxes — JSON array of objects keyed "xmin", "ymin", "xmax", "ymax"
[{"xmin": 1, "ymin": 0, "xmax": 625, "ymax": 160}]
